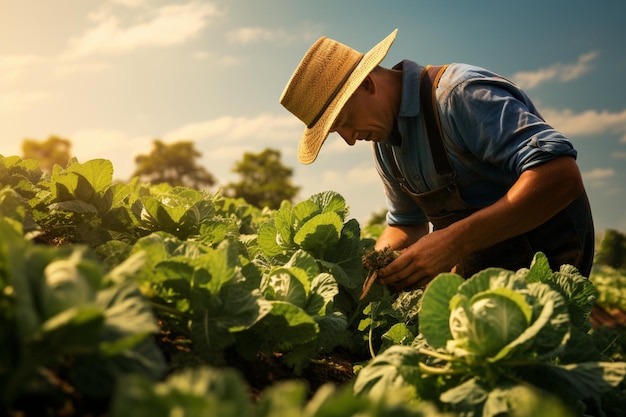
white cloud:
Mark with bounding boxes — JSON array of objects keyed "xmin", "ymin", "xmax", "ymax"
[
  {"xmin": 540, "ymin": 107, "xmax": 626, "ymax": 141},
  {"xmin": 226, "ymin": 23, "xmax": 323, "ymax": 45},
  {"xmin": 62, "ymin": 1, "xmax": 222, "ymax": 59},
  {"xmin": 110, "ymin": 0, "xmax": 149, "ymax": 7},
  {"xmin": 0, "ymin": 54, "xmax": 48, "ymax": 84},
  {"xmin": 226, "ymin": 27, "xmax": 289, "ymax": 45},
  {"xmin": 510, "ymin": 51, "xmax": 599, "ymax": 90},
  {"xmin": 54, "ymin": 61, "xmax": 111, "ymax": 77},
  {"xmin": 583, "ymin": 168, "xmax": 615, "ymax": 180},
  {"xmin": 346, "ymin": 165, "xmax": 380, "ymax": 184},
  {"xmin": 322, "ymin": 164, "xmax": 378, "ymax": 186},
  {"xmin": 163, "ymin": 114, "xmax": 301, "ymax": 143}
]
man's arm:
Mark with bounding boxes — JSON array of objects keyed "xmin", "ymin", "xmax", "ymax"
[
  {"xmin": 375, "ymin": 223, "xmax": 429, "ymax": 251},
  {"xmin": 378, "ymin": 155, "xmax": 585, "ymax": 291}
]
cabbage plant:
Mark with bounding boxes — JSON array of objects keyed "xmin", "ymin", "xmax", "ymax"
[{"xmin": 354, "ymin": 253, "xmax": 626, "ymax": 417}]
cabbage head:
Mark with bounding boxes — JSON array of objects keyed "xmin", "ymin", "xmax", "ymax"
[{"xmin": 419, "ymin": 267, "xmax": 570, "ymax": 362}]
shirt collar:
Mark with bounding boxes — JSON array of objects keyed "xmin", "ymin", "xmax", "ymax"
[{"xmin": 392, "ymin": 59, "xmax": 424, "ymax": 118}]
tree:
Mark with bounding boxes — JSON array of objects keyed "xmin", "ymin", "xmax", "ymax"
[
  {"xmin": 224, "ymin": 148, "xmax": 300, "ymax": 210},
  {"xmin": 21, "ymin": 135, "xmax": 72, "ymax": 173},
  {"xmin": 131, "ymin": 139, "xmax": 216, "ymax": 189},
  {"xmin": 595, "ymin": 229, "xmax": 626, "ymax": 270}
]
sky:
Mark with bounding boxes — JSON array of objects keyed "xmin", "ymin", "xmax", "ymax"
[{"xmin": 1, "ymin": 0, "xmax": 625, "ymax": 236}]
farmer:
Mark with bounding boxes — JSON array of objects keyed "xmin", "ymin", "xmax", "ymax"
[{"xmin": 279, "ymin": 29, "xmax": 594, "ymax": 292}]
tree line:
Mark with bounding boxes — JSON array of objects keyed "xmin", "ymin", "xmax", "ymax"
[{"xmin": 19, "ymin": 135, "xmax": 300, "ymax": 210}]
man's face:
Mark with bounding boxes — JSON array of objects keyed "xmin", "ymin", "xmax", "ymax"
[{"xmin": 330, "ymin": 79, "xmax": 394, "ymax": 146}]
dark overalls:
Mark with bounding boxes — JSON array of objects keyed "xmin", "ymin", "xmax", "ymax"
[{"xmin": 385, "ymin": 66, "xmax": 595, "ymax": 278}]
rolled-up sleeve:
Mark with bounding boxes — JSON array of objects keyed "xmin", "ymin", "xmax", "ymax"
[{"xmin": 443, "ymin": 77, "xmax": 577, "ymax": 176}]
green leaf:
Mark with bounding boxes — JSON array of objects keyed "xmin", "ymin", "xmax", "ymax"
[
  {"xmin": 96, "ymin": 283, "xmax": 160, "ymax": 355},
  {"xmin": 381, "ymin": 323, "xmax": 415, "ymax": 349},
  {"xmin": 314, "ymin": 311, "xmax": 347, "ymax": 352},
  {"xmin": 253, "ymin": 301, "xmax": 319, "ymax": 352},
  {"xmin": 309, "ymin": 191, "xmax": 348, "ymax": 219},
  {"xmin": 523, "ymin": 251, "xmax": 553, "ymax": 283},
  {"xmin": 110, "ymin": 366, "xmax": 251, "ymax": 417},
  {"xmin": 525, "ymin": 282, "xmax": 571, "ymax": 359},
  {"xmin": 141, "ymin": 197, "xmax": 177, "ymax": 231},
  {"xmin": 449, "ymin": 288, "xmax": 533, "ymax": 357},
  {"xmin": 322, "ymin": 218, "xmax": 364, "ymax": 290},
  {"xmin": 262, "ymin": 268, "xmax": 308, "ymax": 308},
  {"xmin": 37, "ymin": 305, "xmax": 104, "ymax": 354},
  {"xmin": 284, "ymin": 249, "xmax": 319, "ymax": 277},
  {"xmin": 190, "ymin": 285, "xmax": 271, "ymax": 362},
  {"xmin": 419, "ymin": 273, "xmax": 464, "ymax": 348},
  {"xmin": 257, "ymin": 221, "xmax": 285, "ymax": 257},
  {"xmin": 275, "ymin": 200, "xmax": 296, "ymax": 246},
  {"xmin": 51, "ymin": 173, "xmax": 78, "ymax": 201},
  {"xmin": 482, "ymin": 381, "xmax": 573, "ymax": 417},
  {"xmin": 353, "ymin": 345, "xmax": 423, "ymax": 401},
  {"xmin": 488, "ymin": 284, "xmax": 567, "ymax": 362},
  {"xmin": 557, "ymin": 361, "xmax": 626, "ymax": 397},
  {"xmin": 0, "ymin": 220, "xmax": 40, "ymax": 340},
  {"xmin": 48, "ymin": 199, "xmax": 98, "ymax": 214},
  {"xmin": 306, "ymin": 273, "xmax": 338, "ymax": 316},
  {"xmin": 293, "ymin": 211, "xmax": 342, "ymax": 257},
  {"xmin": 292, "ymin": 199, "xmax": 320, "ymax": 225},
  {"xmin": 439, "ymin": 377, "xmax": 488, "ymax": 412},
  {"xmin": 548, "ymin": 266, "xmax": 598, "ymax": 330},
  {"xmin": 194, "ymin": 240, "xmax": 243, "ymax": 295},
  {"xmin": 67, "ymin": 159, "xmax": 113, "ymax": 195},
  {"xmin": 458, "ymin": 268, "xmax": 526, "ymax": 298},
  {"xmin": 255, "ymin": 380, "xmax": 309, "ymax": 417}
]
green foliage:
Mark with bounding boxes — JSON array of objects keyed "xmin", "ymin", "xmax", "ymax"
[
  {"xmin": 2, "ymin": 153, "xmax": 626, "ymax": 416},
  {"xmin": 257, "ymin": 191, "xmax": 363, "ymax": 292},
  {"xmin": 224, "ymin": 148, "xmax": 300, "ymax": 210},
  {"xmin": 132, "ymin": 139, "xmax": 216, "ymax": 189},
  {"xmin": 354, "ymin": 253, "xmax": 625, "ymax": 417},
  {"xmin": 110, "ymin": 365, "xmax": 449, "ymax": 417},
  {"xmin": 0, "ymin": 218, "xmax": 165, "ymax": 413},
  {"xmin": 21, "ymin": 135, "xmax": 72, "ymax": 173},
  {"xmin": 590, "ymin": 229, "xmax": 626, "ymax": 311},
  {"xmin": 595, "ymin": 229, "xmax": 626, "ymax": 270}
]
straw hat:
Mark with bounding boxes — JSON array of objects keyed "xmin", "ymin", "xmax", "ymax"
[{"xmin": 280, "ymin": 29, "xmax": 398, "ymax": 164}]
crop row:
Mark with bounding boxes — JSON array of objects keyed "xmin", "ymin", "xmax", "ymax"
[{"xmin": 1, "ymin": 155, "xmax": 625, "ymax": 417}]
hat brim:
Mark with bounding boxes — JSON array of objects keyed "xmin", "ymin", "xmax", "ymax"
[{"xmin": 297, "ymin": 29, "xmax": 398, "ymax": 164}]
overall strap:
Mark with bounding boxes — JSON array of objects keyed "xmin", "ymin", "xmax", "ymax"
[
  {"xmin": 420, "ymin": 64, "xmax": 452, "ymax": 175},
  {"xmin": 386, "ymin": 64, "xmax": 452, "ymax": 185}
]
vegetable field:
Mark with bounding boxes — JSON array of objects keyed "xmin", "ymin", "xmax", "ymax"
[{"xmin": 1, "ymin": 155, "xmax": 625, "ymax": 417}]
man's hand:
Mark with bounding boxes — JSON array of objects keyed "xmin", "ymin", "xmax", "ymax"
[{"xmin": 377, "ymin": 228, "xmax": 460, "ymax": 291}]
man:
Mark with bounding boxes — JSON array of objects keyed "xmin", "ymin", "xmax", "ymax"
[{"xmin": 279, "ymin": 29, "xmax": 594, "ymax": 292}]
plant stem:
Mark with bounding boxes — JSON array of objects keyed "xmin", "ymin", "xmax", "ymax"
[
  {"xmin": 418, "ymin": 362, "xmax": 464, "ymax": 375},
  {"xmin": 418, "ymin": 347, "xmax": 455, "ymax": 362},
  {"xmin": 368, "ymin": 306, "xmax": 376, "ymax": 359},
  {"xmin": 149, "ymin": 301, "xmax": 186, "ymax": 317}
]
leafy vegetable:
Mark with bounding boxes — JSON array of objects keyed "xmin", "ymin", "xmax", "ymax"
[
  {"xmin": 0, "ymin": 218, "xmax": 165, "ymax": 411},
  {"xmin": 355, "ymin": 253, "xmax": 626, "ymax": 416}
]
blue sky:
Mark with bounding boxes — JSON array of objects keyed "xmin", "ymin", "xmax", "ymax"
[{"xmin": 1, "ymin": 0, "xmax": 625, "ymax": 236}]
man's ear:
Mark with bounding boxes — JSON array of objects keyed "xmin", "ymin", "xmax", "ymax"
[{"xmin": 360, "ymin": 74, "xmax": 376, "ymax": 94}]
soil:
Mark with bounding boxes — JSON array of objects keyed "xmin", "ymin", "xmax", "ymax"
[{"xmin": 233, "ymin": 351, "xmax": 356, "ymax": 400}]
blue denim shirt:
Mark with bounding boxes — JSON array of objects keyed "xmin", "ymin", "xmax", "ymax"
[{"xmin": 374, "ymin": 60, "xmax": 577, "ymax": 226}]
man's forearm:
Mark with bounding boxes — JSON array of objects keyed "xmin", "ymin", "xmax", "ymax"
[
  {"xmin": 375, "ymin": 223, "xmax": 429, "ymax": 251},
  {"xmin": 448, "ymin": 156, "xmax": 585, "ymax": 259}
]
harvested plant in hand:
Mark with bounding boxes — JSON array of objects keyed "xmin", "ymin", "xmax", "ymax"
[{"xmin": 359, "ymin": 246, "xmax": 399, "ymax": 300}]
